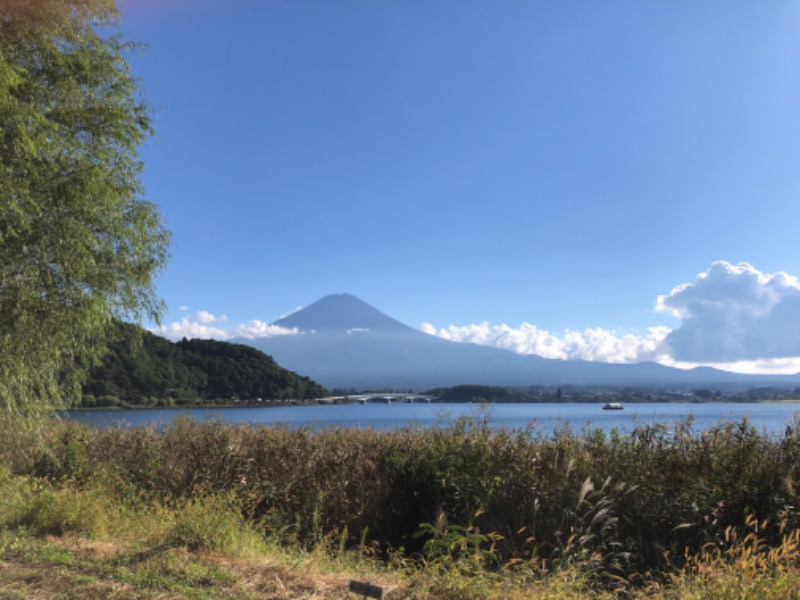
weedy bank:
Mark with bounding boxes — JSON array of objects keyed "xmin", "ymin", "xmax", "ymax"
[{"xmin": 3, "ymin": 412, "xmax": 800, "ymax": 598}]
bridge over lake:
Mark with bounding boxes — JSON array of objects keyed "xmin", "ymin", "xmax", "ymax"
[{"xmin": 318, "ymin": 393, "xmax": 436, "ymax": 404}]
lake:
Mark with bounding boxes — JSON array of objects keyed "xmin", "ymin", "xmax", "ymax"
[{"xmin": 65, "ymin": 402, "xmax": 800, "ymax": 436}]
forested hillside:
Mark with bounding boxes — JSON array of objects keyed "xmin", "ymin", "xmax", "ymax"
[
  {"xmin": 80, "ymin": 323, "xmax": 328, "ymax": 407},
  {"xmin": 426, "ymin": 385, "xmax": 520, "ymax": 403}
]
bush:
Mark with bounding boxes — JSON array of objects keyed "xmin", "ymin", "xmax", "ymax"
[
  {"xmin": 2, "ymin": 414, "xmax": 800, "ymax": 586},
  {"xmin": 0, "ymin": 468, "xmax": 115, "ymax": 537},
  {"xmin": 166, "ymin": 493, "xmax": 265, "ymax": 557}
]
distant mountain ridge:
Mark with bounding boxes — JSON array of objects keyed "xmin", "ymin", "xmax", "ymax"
[{"xmin": 238, "ymin": 294, "xmax": 800, "ymax": 390}]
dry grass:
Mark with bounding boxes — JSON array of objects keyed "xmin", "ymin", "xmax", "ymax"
[
  {"xmin": 0, "ymin": 534, "xmax": 621, "ymax": 599},
  {"xmin": 4, "ymin": 509, "xmax": 800, "ymax": 598},
  {"xmin": 4, "ymin": 414, "xmax": 800, "ymax": 597},
  {"xmin": 0, "ymin": 535, "xmax": 369, "ymax": 599},
  {"xmin": 643, "ymin": 515, "xmax": 800, "ymax": 599}
]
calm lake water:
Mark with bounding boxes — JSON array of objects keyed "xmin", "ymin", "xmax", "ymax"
[{"xmin": 65, "ymin": 402, "xmax": 800, "ymax": 436}]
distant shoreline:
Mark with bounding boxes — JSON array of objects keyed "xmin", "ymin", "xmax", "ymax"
[
  {"xmin": 66, "ymin": 401, "xmax": 302, "ymax": 412},
  {"xmin": 66, "ymin": 397, "xmax": 800, "ymax": 413}
]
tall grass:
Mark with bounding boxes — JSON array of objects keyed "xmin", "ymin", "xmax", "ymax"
[{"xmin": 2, "ymin": 412, "xmax": 800, "ymax": 592}]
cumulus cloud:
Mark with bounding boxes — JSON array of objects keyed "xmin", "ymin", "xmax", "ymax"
[
  {"xmin": 153, "ymin": 318, "xmax": 230, "ymax": 341},
  {"xmin": 657, "ymin": 261, "xmax": 800, "ymax": 362},
  {"xmin": 152, "ymin": 311, "xmax": 298, "ymax": 341},
  {"xmin": 152, "ymin": 310, "xmax": 231, "ymax": 340},
  {"xmin": 420, "ymin": 261, "xmax": 800, "ymax": 370},
  {"xmin": 235, "ymin": 320, "xmax": 300, "ymax": 339},
  {"xmin": 420, "ymin": 321, "xmax": 670, "ymax": 364},
  {"xmin": 196, "ymin": 310, "xmax": 227, "ymax": 324},
  {"xmin": 419, "ymin": 323, "xmax": 437, "ymax": 336}
]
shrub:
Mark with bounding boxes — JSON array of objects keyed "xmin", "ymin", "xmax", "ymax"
[{"xmin": 3, "ymin": 414, "xmax": 800, "ymax": 588}]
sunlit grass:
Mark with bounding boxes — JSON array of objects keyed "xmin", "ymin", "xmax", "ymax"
[
  {"xmin": 642, "ymin": 515, "xmax": 800, "ymax": 599},
  {"xmin": 4, "ymin": 413, "xmax": 800, "ymax": 597}
]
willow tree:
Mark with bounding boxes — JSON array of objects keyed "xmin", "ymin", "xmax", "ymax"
[{"xmin": 0, "ymin": 0, "xmax": 170, "ymax": 413}]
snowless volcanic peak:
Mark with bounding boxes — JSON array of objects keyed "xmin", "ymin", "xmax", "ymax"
[
  {"xmin": 272, "ymin": 293, "xmax": 415, "ymax": 333},
  {"xmin": 243, "ymin": 293, "xmax": 800, "ymax": 390}
]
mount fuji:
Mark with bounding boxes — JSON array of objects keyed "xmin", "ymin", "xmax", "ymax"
[{"xmin": 237, "ymin": 294, "xmax": 800, "ymax": 390}]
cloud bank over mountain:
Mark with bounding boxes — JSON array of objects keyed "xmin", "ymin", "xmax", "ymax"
[
  {"xmin": 420, "ymin": 262, "xmax": 800, "ymax": 371},
  {"xmin": 419, "ymin": 322, "xmax": 669, "ymax": 364},
  {"xmin": 152, "ymin": 262, "xmax": 800, "ymax": 374}
]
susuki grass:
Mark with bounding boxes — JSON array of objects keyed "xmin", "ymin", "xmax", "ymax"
[
  {"xmin": 642, "ymin": 514, "xmax": 800, "ymax": 599},
  {"xmin": 3, "ymin": 412, "xmax": 800, "ymax": 596}
]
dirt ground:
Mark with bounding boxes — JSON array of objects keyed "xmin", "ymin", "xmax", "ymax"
[{"xmin": 0, "ymin": 537, "xmax": 405, "ymax": 600}]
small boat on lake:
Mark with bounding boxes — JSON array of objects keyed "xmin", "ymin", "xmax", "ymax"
[{"xmin": 603, "ymin": 402, "xmax": 624, "ymax": 410}]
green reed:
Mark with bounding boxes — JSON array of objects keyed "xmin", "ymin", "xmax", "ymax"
[{"xmin": 3, "ymin": 411, "xmax": 800, "ymax": 588}]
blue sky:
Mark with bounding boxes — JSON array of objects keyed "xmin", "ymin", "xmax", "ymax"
[{"xmin": 119, "ymin": 0, "xmax": 800, "ymax": 373}]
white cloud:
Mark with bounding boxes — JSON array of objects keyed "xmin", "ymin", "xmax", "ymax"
[
  {"xmin": 235, "ymin": 320, "xmax": 300, "ymax": 339},
  {"xmin": 179, "ymin": 305, "xmax": 190, "ymax": 312},
  {"xmin": 420, "ymin": 323, "xmax": 437, "ymax": 336},
  {"xmin": 659, "ymin": 356, "xmax": 800, "ymax": 375},
  {"xmin": 420, "ymin": 321, "xmax": 670, "ymax": 364},
  {"xmin": 197, "ymin": 310, "xmax": 228, "ymax": 323},
  {"xmin": 152, "ymin": 318, "xmax": 230, "ymax": 341},
  {"xmin": 153, "ymin": 306, "xmax": 298, "ymax": 342},
  {"xmin": 152, "ymin": 316, "xmax": 301, "ymax": 342},
  {"xmin": 419, "ymin": 261, "xmax": 800, "ymax": 371},
  {"xmin": 656, "ymin": 261, "xmax": 800, "ymax": 362}
]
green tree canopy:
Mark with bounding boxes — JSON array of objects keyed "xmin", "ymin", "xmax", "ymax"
[
  {"xmin": 0, "ymin": 0, "xmax": 170, "ymax": 413},
  {"xmin": 81, "ymin": 322, "xmax": 330, "ymax": 405}
]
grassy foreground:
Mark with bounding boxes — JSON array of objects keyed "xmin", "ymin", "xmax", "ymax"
[{"xmin": 3, "ymin": 413, "xmax": 800, "ymax": 598}]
